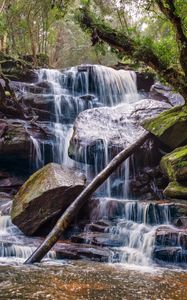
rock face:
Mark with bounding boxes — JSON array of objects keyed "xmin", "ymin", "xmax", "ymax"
[
  {"xmin": 160, "ymin": 146, "xmax": 187, "ymax": 199},
  {"xmin": 11, "ymin": 163, "xmax": 86, "ymax": 236},
  {"xmin": 69, "ymin": 99, "xmax": 170, "ymax": 163},
  {"xmin": 0, "ymin": 119, "xmax": 54, "ymax": 162},
  {"xmin": 154, "ymin": 226, "xmax": 187, "ymax": 262},
  {"xmin": 143, "ymin": 105, "xmax": 187, "ymax": 149}
]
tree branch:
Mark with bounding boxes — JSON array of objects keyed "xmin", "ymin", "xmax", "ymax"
[{"xmin": 77, "ymin": 8, "xmax": 187, "ymax": 101}]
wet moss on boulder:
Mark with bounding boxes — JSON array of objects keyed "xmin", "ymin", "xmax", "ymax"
[
  {"xmin": 142, "ymin": 106, "xmax": 187, "ymax": 149},
  {"xmin": 161, "ymin": 146, "xmax": 187, "ymax": 199},
  {"xmin": 164, "ymin": 181, "xmax": 187, "ymax": 199},
  {"xmin": 160, "ymin": 146, "xmax": 187, "ymax": 182}
]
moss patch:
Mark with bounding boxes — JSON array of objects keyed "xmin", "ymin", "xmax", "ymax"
[
  {"xmin": 164, "ymin": 181, "xmax": 187, "ymax": 199},
  {"xmin": 161, "ymin": 146, "xmax": 187, "ymax": 181},
  {"xmin": 142, "ymin": 106, "xmax": 187, "ymax": 149}
]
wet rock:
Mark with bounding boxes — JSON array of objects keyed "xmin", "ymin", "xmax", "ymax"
[
  {"xmin": 0, "ymin": 176, "xmax": 24, "ymax": 194},
  {"xmin": 69, "ymin": 99, "xmax": 170, "ymax": 163},
  {"xmin": 0, "ymin": 192, "xmax": 13, "ymax": 215},
  {"xmin": 55, "ymin": 242, "xmax": 112, "ymax": 262},
  {"xmin": 71, "ymin": 232, "xmax": 124, "ymax": 247},
  {"xmin": 0, "ymin": 119, "xmax": 54, "ymax": 162},
  {"xmin": 22, "ymin": 94, "xmax": 55, "ymax": 111},
  {"xmin": 156, "ymin": 226, "xmax": 187, "ymax": 248},
  {"xmin": 79, "ymin": 94, "xmax": 95, "ymax": 102},
  {"xmin": 172, "ymin": 199, "xmax": 187, "ymax": 217},
  {"xmin": 0, "ymin": 234, "xmax": 112, "ymax": 262},
  {"xmin": 11, "ymin": 163, "xmax": 86, "ymax": 236},
  {"xmin": 82, "ymin": 198, "xmax": 180, "ymax": 225},
  {"xmin": 160, "ymin": 146, "xmax": 187, "ymax": 182},
  {"xmin": 154, "ymin": 246, "xmax": 187, "ymax": 262},
  {"xmin": 143, "ymin": 105, "xmax": 187, "ymax": 149},
  {"xmin": 164, "ymin": 181, "xmax": 187, "ymax": 199},
  {"xmin": 175, "ymin": 217, "xmax": 187, "ymax": 228},
  {"xmin": 86, "ymin": 222, "xmax": 110, "ymax": 233},
  {"xmin": 149, "ymin": 83, "xmax": 185, "ymax": 107}
]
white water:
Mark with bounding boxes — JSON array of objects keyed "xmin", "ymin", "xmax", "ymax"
[{"xmin": 0, "ymin": 214, "xmax": 56, "ymax": 261}]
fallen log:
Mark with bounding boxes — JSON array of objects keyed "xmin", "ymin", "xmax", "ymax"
[{"xmin": 25, "ymin": 132, "xmax": 151, "ymax": 264}]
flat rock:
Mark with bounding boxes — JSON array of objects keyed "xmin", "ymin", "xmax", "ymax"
[
  {"xmin": 71, "ymin": 232, "xmax": 126, "ymax": 247},
  {"xmin": 11, "ymin": 163, "xmax": 86, "ymax": 236},
  {"xmin": 0, "ymin": 235, "xmax": 112, "ymax": 262},
  {"xmin": 68, "ymin": 99, "xmax": 170, "ymax": 163},
  {"xmin": 156, "ymin": 225, "xmax": 187, "ymax": 248}
]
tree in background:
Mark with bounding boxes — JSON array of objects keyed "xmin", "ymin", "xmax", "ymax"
[
  {"xmin": 0, "ymin": 0, "xmax": 73, "ymax": 64},
  {"xmin": 77, "ymin": 0, "xmax": 187, "ymax": 101}
]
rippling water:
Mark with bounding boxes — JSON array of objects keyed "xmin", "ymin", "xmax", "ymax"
[{"xmin": 0, "ymin": 261, "xmax": 186, "ymax": 300}]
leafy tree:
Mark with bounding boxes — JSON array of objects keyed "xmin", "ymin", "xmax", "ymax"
[{"xmin": 77, "ymin": 0, "xmax": 187, "ymax": 102}]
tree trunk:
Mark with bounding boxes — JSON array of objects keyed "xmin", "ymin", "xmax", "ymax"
[{"xmin": 24, "ymin": 132, "xmax": 151, "ymax": 264}]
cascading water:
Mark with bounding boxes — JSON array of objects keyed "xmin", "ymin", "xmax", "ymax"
[{"xmin": 0, "ymin": 64, "xmax": 185, "ymax": 266}]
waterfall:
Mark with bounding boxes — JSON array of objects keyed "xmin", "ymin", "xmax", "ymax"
[
  {"xmin": 35, "ymin": 65, "xmax": 138, "ymax": 188},
  {"xmin": 0, "ymin": 214, "xmax": 56, "ymax": 260},
  {"xmin": 2, "ymin": 64, "xmax": 185, "ymax": 266}
]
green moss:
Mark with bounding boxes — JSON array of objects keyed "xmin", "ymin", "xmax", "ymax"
[
  {"xmin": 142, "ymin": 106, "xmax": 187, "ymax": 148},
  {"xmin": 11, "ymin": 163, "xmax": 60, "ymax": 220},
  {"xmin": 164, "ymin": 181, "xmax": 187, "ymax": 199},
  {"xmin": 161, "ymin": 146, "xmax": 187, "ymax": 181}
]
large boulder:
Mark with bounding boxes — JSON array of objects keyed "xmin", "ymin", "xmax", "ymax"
[
  {"xmin": 142, "ymin": 105, "xmax": 187, "ymax": 149},
  {"xmin": 160, "ymin": 146, "xmax": 187, "ymax": 182},
  {"xmin": 11, "ymin": 163, "xmax": 86, "ymax": 236},
  {"xmin": 69, "ymin": 99, "xmax": 170, "ymax": 163}
]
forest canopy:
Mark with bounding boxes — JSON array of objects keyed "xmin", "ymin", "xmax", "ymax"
[{"xmin": 0, "ymin": 0, "xmax": 186, "ymax": 99}]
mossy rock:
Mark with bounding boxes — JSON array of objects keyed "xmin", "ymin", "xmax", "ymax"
[
  {"xmin": 142, "ymin": 106, "xmax": 187, "ymax": 149},
  {"xmin": 160, "ymin": 146, "xmax": 187, "ymax": 181},
  {"xmin": 11, "ymin": 163, "xmax": 86, "ymax": 236},
  {"xmin": 164, "ymin": 181, "xmax": 187, "ymax": 199}
]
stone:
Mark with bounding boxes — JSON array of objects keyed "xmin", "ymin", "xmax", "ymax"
[
  {"xmin": 55, "ymin": 242, "xmax": 112, "ymax": 262},
  {"xmin": 164, "ymin": 181, "xmax": 187, "ymax": 199},
  {"xmin": 155, "ymin": 226, "xmax": 187, "ymax": 248},
  {"xmin": 0, "ymin": 119, "xmax": 54, "ymax": 162},
  {"xmin": 82, "ymin": 198, "xmax": 183, "ymax": 224},
  {"xmin": 154, "ymin": 246, "xmax": 187, "ymax": 262},
  {"xmin": 71, "ymin": 232, "xmax": 124, "ymax": 247},
  {"xmin": 0, "ymin": 176, "xmax": 24, "ymax": 194},
  {"xmin": 149, "ymin": 83, "xmax": 185, "ymax": 107},
  {"xmin": 142, "ymin": 105, "xmax": 187, "ymax": 149},
  {"xmin": 160, "ymin": 146, "xmax": 187, "ymax": 182},
  {"xmin": 11, "ymin": 163, "xmax": 86, "ymax": 236},
  {"xmin": 0, "ymin": 234, "xmax": 112, "ymax": 262},
  {"xmin": 175, "ymin": 217, "xmax": 187, "ymax": 228},
  {"xmin": 0, "ymin": 192, "xmax": 13, "ymax": 215},
  {"xmin": 69, "ymin": 99, "xmax": 170, "ymax": 163}
]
